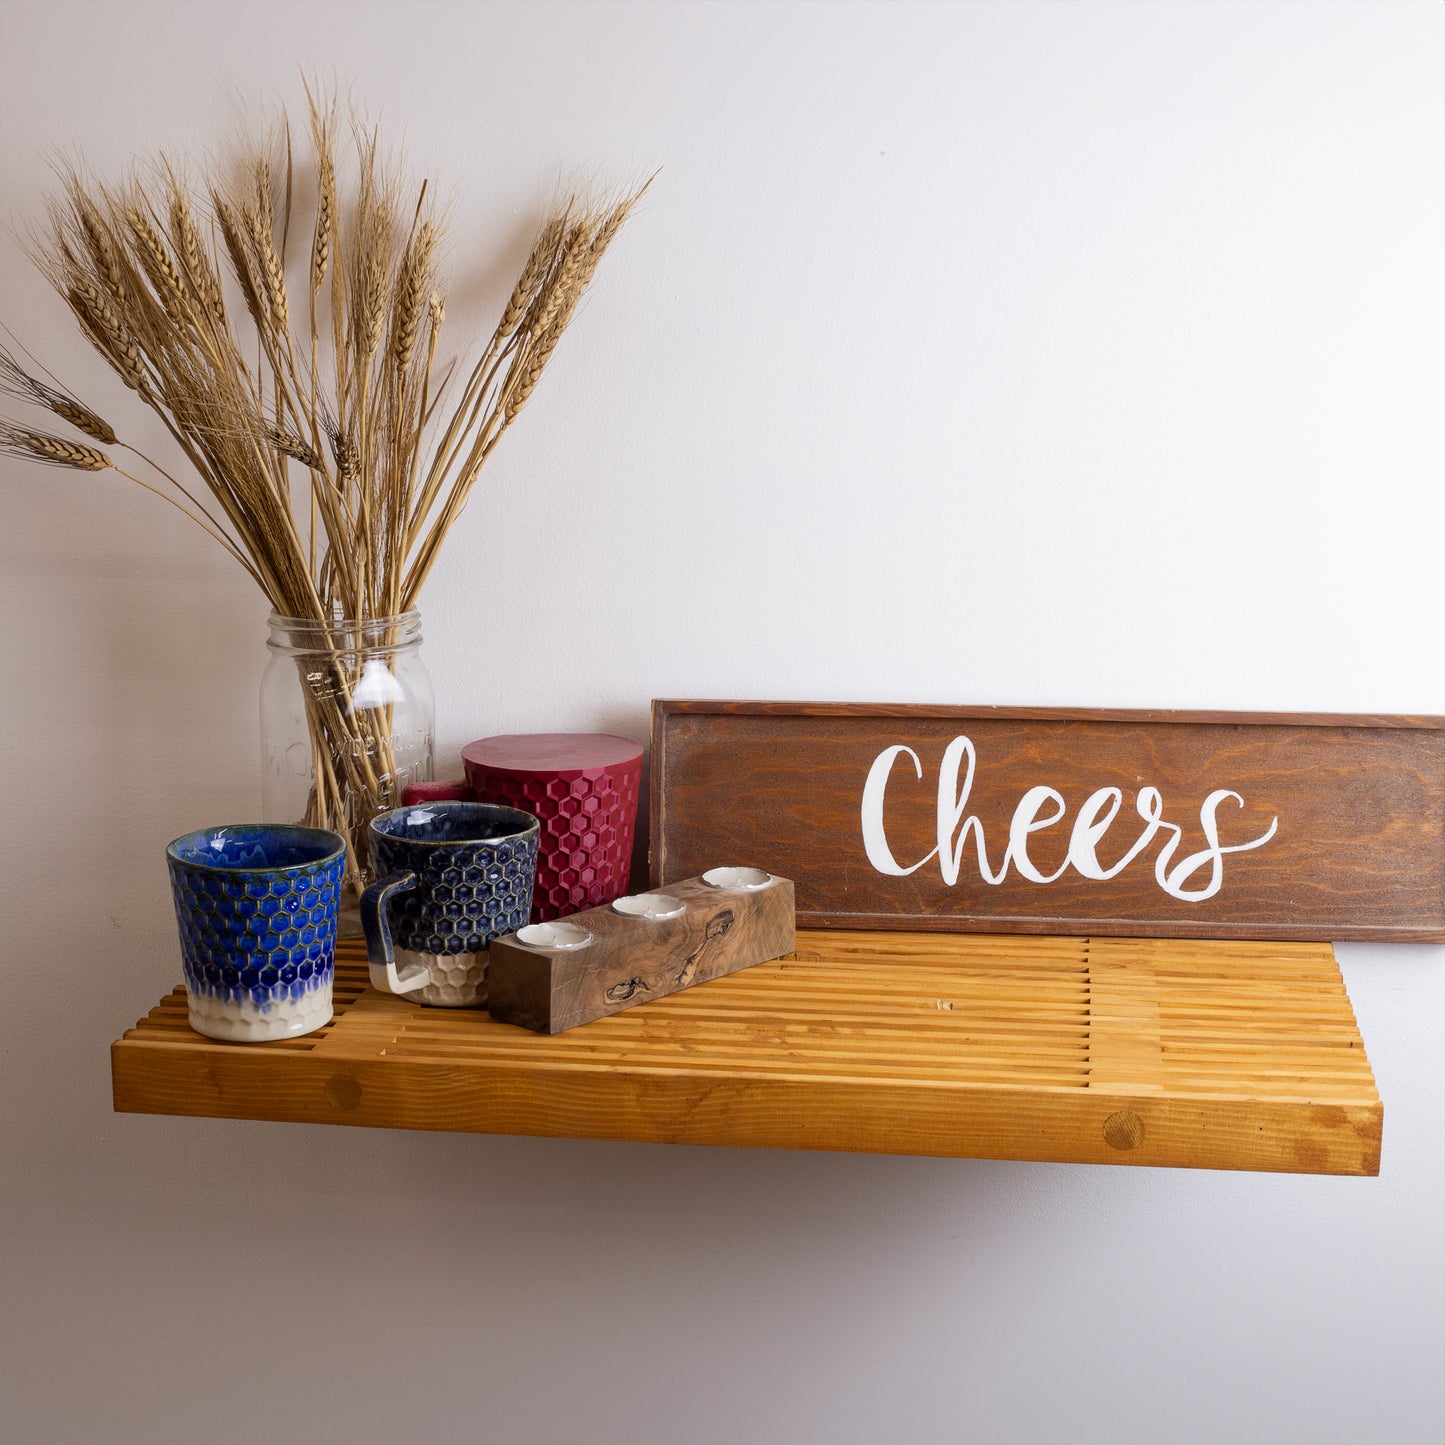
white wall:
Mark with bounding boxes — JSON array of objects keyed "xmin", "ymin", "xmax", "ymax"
[{"xmin": 2, "ymin": 3, "xmax": 1441, "ymax": 1442}]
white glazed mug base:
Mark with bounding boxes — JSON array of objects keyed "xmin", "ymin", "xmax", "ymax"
[
  {"xmin": 397, "ymin": 946, "xmax": 489, "ymax": 1008},
  {"xmin": 187, "ymin": 985, "xmax": 334, "ymax": 1042}
]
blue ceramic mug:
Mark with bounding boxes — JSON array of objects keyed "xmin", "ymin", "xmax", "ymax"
[
  {"xmin": 167, "ymin": 824, "xmax": 346, "ymax": 1042},
  {"xmin": 361, "ymin": 801, "xmax": 540, "ymax": 1007}
]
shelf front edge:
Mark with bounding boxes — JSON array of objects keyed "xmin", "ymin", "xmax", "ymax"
[{"xmin": 111, "ymin": 1038, "xmax": 1382, "ymax": 1175}]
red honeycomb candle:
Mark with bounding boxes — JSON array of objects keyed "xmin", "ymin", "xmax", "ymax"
[{"xmin": 406, "ymin": 733, "xmax": 643, "ymax": 924}]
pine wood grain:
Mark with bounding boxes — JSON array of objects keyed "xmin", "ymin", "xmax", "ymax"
[{"xmin": 111, "ymin": 933, "xmax": 1381, "ymax": 1174}]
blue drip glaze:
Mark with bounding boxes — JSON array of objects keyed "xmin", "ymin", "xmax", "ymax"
[{"xmin": 167, "ymin": 824, "xmax": 344, "ymax": 1017}]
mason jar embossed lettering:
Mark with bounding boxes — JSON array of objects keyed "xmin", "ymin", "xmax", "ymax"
[{"xmin": 261, "ymin": 610, "xmax": 436, "ymax": 897}]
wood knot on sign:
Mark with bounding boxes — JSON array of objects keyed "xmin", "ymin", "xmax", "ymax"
[
  {"xmin": 1103, "ymin": 1110, "xmax": 1145, "ymax": 1150},
  {"xmin": 325, "ymin": 1075, "xmax": 363, "ymax": 1112}
]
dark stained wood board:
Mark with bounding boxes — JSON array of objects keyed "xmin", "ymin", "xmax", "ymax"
[
  {"xmin": 650, "ymin": 701, "xmax": 1445, "ymax": 943},
  {"xmin": 487, "ymin": 874, "xmax": 796, "ymax": 1033}
]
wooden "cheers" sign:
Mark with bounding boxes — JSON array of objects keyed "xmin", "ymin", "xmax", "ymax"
[{"xmin": 650, "ymin": 701, "xmax": 1445, "ymax": 943}]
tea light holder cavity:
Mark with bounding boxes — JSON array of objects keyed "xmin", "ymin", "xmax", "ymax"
[{"xmin": 486, "ymin": 870, "xmax": 796, "ymax": 1033}]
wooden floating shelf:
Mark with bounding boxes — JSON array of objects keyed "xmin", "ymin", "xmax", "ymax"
[{"xmin": 111, "ymin": 931, "xmax": 1382, "ymax": 1175}]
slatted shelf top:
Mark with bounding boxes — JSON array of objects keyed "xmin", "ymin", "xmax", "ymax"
[{"xmin": 111, "ymin": 931, "xmax": 1381, "ymax": 1174}]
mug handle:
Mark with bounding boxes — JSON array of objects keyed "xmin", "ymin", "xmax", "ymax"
[
  {"xmin": 401, "ymin": 777, "xmax": 473, "ymax": 805},
  {"xmin": 360, "ymin": 870, "xmax": 431, "ymax": 996}
]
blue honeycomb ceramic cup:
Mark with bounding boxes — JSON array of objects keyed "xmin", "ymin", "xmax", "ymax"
[
  {"xmin": 361, "ymin": 801, "xmax": 540, "ymax": 1008},
  {"xmin": 167, "ymin": 824, "xmax": 346, "ymax": 1043}
]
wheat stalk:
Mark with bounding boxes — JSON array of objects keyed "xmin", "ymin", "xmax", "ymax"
[
  {"xmin": 0, "ymin": 424, "xmax": 110, "ymax": 470},
  {"xmin": 6, "ymin": 96, "xmax": 648, "ymax": 886},
  {"xmin": 0, "ymin": 344, "xmax": 118, "ymax": 443}
]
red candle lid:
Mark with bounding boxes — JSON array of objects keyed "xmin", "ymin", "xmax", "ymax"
[{"xmin": 461, "ymin": 732, "xmax": 643, "ymax": 777}]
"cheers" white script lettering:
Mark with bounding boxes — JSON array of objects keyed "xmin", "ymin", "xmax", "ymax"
[{"xmin": 860, "ymin": 736, "xmax": 1278, "ymax": 902}]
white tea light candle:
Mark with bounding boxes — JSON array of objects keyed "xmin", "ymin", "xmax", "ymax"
[
  {"xmin": 516, "ymin": 921, "xmax": 593, "ymax": 950},
  {"xmin": 702, "ymin": 867, "xmax": 774, "ymax": 890},
  {"xmin": 612, "ymin": 893, "xmax": 686, "ymax": 920}
]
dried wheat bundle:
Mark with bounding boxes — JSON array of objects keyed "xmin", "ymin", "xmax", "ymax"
[{"xmin": 2, "ymin": 95, "xmax": 647, "ymax": 880}]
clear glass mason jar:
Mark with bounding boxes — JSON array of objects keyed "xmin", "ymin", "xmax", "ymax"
[{"xmin": 261, "ymin": 610, "xmax": 435, "ymax": 895}]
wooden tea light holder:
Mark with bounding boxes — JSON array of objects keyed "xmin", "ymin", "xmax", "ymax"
[{"xmin": 486, "ymin": 868, "xmax": 796, "ymax": 1033}]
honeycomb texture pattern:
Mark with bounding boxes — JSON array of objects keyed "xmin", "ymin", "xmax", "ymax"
[
  {"xmin": 394, "ymin": 946, "xmax": 490, "ymax": 1008},
  {"xmin": 167, "ymin": 836, "xmax": 343, "ymax": 1042},
  {"xmin": 473, "ymin": 761, "xmax": 642, "ymax": 923},
  {"xmin": 370, "ymin": 814, "xmax": 540, "ymax": 955},
  {"xmin": 185, "ymin": 986, "xmax": 333, "ymax": 1042}
]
